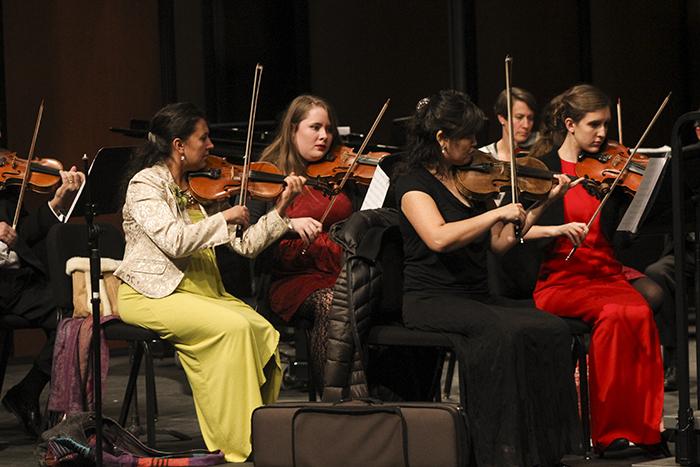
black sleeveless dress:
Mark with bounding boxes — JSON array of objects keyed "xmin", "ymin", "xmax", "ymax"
[{"xmin": 394, "ymin": 167, "xmax": 580, "ymax": 467}]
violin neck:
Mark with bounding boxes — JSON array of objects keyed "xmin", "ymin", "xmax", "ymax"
[
  {"xmin": 515, "ymin": 165, "xmax": 555, "ymax": 181},
  {"xmin": 30, "ymin": 162, "xmax": 60, "ymax": 176}
]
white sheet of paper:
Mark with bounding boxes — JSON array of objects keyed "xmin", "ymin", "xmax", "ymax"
[{"xmin": 361, "ymin": 165, "xmax": 390, "ymax": 210}]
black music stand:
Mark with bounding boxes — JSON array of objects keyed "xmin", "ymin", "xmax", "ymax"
[
  {"xmin": 72, "ymin": 146, "xmax": 134, "ymax": 466},
  {"xmin": 69, "ymin": 146, "xmax": 134, "ymax": 219},
  {"xmin": 671, "ymin": 111, "xmax": 700, "ymax": 465}
]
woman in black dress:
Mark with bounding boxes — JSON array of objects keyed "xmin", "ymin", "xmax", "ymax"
[{"xmin": 393, "ymin": 90, "xmax": 580, "ymax": 466}]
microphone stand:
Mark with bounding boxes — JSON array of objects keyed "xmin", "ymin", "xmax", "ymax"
[{"xmin": 83, "ymin": 154, "xmax": 104, "ymax": 467}]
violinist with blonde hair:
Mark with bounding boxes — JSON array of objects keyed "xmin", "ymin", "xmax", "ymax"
[{"xmin": 252, "ymin": 95, "xmax": 358, "ymax": 396}]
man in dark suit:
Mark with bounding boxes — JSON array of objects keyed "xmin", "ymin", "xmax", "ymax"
[{"xmin": 0, "ymin": 161, "xmax": 84, "ymax": 436}]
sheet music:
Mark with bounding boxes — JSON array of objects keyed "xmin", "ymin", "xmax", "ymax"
[
  {"xmin": 361, "ymin": 164, "xmax": 390, "ymax": 210},
  {"xmin": 617, "ymin": 147, "xmax": 670, "ymax": 234}
]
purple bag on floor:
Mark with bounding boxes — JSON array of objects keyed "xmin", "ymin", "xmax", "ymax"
[{"xmin": 37, "ymin": 412, "xmax": 225, "ymax": 466}]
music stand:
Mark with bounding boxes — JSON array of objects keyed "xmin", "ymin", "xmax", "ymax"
[
  {"xmin": 73, "ymin": 146, "xmax": 134, "ymax": 466},
  {"xmin": 68, "ymin": 146, "xmax": 135, "ymax": 219}
]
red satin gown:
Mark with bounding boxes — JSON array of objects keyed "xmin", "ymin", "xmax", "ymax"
[{"xmin": 533, "ymin": 159, "xmax": 663, "ymax": 449}]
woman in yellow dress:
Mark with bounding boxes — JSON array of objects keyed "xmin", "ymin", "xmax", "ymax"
[{"xmin": 115, "ymin": 102, "xmax": 311, "ymax": 462}]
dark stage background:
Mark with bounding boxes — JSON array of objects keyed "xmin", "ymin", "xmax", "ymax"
[{"xmin": 1, "ymin": 0, "xmax": 699, "ymax": 354}]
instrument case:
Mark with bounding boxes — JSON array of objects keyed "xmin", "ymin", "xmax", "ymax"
[{"xmin": 251, "ymin": 399, "xmax": 469, "ymax": 467}]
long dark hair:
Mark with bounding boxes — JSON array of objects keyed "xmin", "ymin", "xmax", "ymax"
[
  {"xmin": 396, "ymin": 90, "xmax": 485, "ymax": 175},
  {"xmin": 260, "ymin": 95, "xmax": 341, "ymax": 175},
  {"xmin": 121, "ymin": 102, "xmax": 207, "ymax": 197},
  {"xmin": 529, "ymin": 84, "xmax": 610, "ymax": 158}
]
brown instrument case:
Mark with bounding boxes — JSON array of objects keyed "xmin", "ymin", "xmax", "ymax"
[{"xmin": 251, "ymin": 399, "xmax": 469, "ymax": 467}]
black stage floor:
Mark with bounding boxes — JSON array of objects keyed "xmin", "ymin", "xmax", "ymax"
[{"xmin": 0, "ymin": 339, "xmax": 691, "ymax": 466}]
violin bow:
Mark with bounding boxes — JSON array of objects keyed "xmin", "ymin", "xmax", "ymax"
[
  {"xmin": 565, "ymin": 92, "xmax": 671, "ymax": 261},
  {"xmin": 12, "ymin": 100, "xmax": 45, "ymax": 229},
  {"xmin": 318, "ymin": 98, "xmax": 390, "ymax": 225},
  {"xmin": 617, "ymin": 97, "xmax": 623, "ymax": 145},
  {"xmin": 504, "ymin": 55, "xmax": 523, "ymax": 243},
  {"xmin": 233, "ymin": 63, "xmax": 263, "ymax": 238}
]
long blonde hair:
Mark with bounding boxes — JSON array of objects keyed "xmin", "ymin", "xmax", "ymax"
[
  {"xmin": 260, "ymin": 95, "xmax": 341, "ymax": 175},
  {"xmin": 530, "ymin": 84, "xmax": 610, "ymax": 158}
]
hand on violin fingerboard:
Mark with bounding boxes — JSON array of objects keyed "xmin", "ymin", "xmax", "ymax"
[
  {"xmin": 547, "ymin": 174, "xmax": 582, "ymax": 202},
  {"xmin": 274, "ymin": 174, "xmax": 306, "ymax": 216},
  {"xmin": 50, "ymin": 167, "xmax": 85, "ymax": 214}
]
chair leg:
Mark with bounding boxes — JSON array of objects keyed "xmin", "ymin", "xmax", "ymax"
[
  {"xmin": 574, "ymin": 335, "xmax": 592, "ymax": 458},
  {"xmin": 443, "ymin": 351, "xmax": 456, "ymax": 399},
  {"xmin": 298, "ymin": 328, "xmax": 316, "ymax": 401},
  {"xmin": 457, "ymin": 360, "xmax": 467, "ymax": 410},
  {"xmin": 0, "ymin": 329, "xmax": 12, "ymax": 396},
  {"xmin": 430, "ymin": 350, "xmax": 446, "ymax": 402},
  {"xmin": 119, "ymin": 342, "xmax": 144, "ymax": 427},
  {"xmin": 143, "ymin": 341, "xmax": 157, "ymax": 448}
]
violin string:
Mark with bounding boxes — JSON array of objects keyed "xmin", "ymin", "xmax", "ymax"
[{"xmin": 565, "ymin": 92, "xmax": 671, "ymax": 261}]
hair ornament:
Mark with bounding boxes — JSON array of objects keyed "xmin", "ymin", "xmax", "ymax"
[{"xmin": 416, "ymin": 97, "xmax": 430, "ymax": 111}]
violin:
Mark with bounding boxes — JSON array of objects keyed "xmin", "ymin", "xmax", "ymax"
[
  {"xmin": 576, "ymin": 140, "xmax": 648, "ymax": 198},
  {"xmin": 305, "ymin": 145, "xmax": 390, "ymax": 188},
  {"xmin": 187, "ymin": 155, "xmax": 334, "ymax": 202},
  {"xmin": 0, "ymin": 151, "xmax": 63, "ymax": 194},
  {"xmin": 453, "ymin": 150, "xmax": 562, "ymax": 201}
]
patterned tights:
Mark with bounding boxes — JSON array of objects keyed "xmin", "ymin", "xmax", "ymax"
[{"xmin": 298, "ymin": 287, "xmax": 333, "ymax": 395}]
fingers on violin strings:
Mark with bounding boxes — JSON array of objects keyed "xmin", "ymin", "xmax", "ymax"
[{"xmin": 569, "ymin": 176, "xmax": 585, "ymax": 188}]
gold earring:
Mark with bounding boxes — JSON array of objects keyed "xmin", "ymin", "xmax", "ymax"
[{"xmin": 180, "ymin": 154, "xmax": 185, "ymax": 161}]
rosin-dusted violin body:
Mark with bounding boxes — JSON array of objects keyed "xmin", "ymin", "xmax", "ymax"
[
  {"xmin": 576, "ymin": 140, "xmax": 648, "ymax": 198},
  {"xmin": 453, "ymin": 150, "xmax": 557, "ymax": 201},
  {"xmin": 0, "ymin": 151, "xmax": 63, "ymax": 194}
]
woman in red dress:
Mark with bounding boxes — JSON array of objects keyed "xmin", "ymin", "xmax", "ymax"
[
  {"xmin": 253, "ymin": 95, "xmax": 355, "ymax": 393},
  {"xmin": 529, "ymin": 84, "xmax": 666, "ymax": 456}
]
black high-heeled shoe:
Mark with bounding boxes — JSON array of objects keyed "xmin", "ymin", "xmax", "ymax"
[
  {"xmin": 594, "ymin": 437, "xmax": 630, "ymax": 457},
  {"xmin": 637, "ymin": 440, "xmax": 671, "ymax": 459}
]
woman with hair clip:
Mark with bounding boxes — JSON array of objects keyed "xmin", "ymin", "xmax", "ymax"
[
  {"xmin": 394, "ymin": 89, "xmax": 579, "ymax": 466},
  {"xmin": 251, "ymin": 94, "xmax": 352, "ymax": 394},
  {"xmin": 115, "ymin": 102, "xmax": 307, "ymax": 462},
  {"xmin": 480, "ymin": 86, "xmax": 537, "ymax": 161},
  {"xmin": 528, "ymin": 84, "xmax": 667, "ymax": 457}
]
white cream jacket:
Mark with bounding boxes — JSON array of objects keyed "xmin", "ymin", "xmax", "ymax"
[{"xmin": 115, "ymin": 163, "xmax": 288, "ymax": 298}]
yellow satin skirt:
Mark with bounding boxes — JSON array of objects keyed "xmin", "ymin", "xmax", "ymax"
[{"xmin": 118, "ymin": 222, "xmax": 280, "ymax": 462}]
